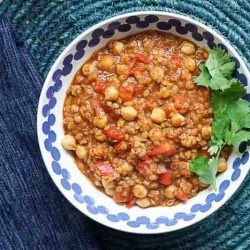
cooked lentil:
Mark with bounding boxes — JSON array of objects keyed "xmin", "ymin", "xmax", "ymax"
[{"xmin": 63, "ymin": 31, "xmax": 231, "ymax": 208}]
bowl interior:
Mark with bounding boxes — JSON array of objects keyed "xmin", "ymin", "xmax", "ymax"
[{"xmin": 37, "ymin": 11, "xmax": 250, "ymax": 234}]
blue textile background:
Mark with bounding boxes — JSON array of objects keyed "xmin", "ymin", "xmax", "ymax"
[{"xmin": 0, "ymin": 0, "xmax": 249, "ymax": 249}]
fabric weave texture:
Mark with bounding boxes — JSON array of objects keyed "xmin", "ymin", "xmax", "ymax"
[{"xmin": 0, "ymin": 0, "xmax": 249, "ymax": 249}]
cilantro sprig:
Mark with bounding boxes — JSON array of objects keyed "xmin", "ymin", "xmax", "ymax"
[
  {"xmin": 190, "ymin": 47, "xmax": 249, "ymax": 189},
  {"xmin": 195, "ymin": 47, "xmax": 236, "ymax": 90}
]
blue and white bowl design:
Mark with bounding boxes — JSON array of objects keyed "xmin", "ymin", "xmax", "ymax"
[{"xmin": 37, "ymin": 11, "xmax": 250, "ymax": 234}]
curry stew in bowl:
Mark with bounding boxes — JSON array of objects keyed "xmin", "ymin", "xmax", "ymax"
[{"xmin": 62, "ymin": 31, "xmax": 231, "ymax": 208}]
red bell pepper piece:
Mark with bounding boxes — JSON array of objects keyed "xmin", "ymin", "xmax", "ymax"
[
  {"xmin": 92, "ymin": 101, "xmax": 103, "ymax": 115},
  {"xmin": 136, "ymin": 158, "xmax": 158, "ymax": 178},
  {"xmin": 147, "ymin": 142, "xmax": 176, "ymax": 157},
  {"xmin": 171, "ymin": 54, "xmax": 182, "ymax": 67},
  {"xmin": 93, "ymin": 81, "xmax": 108, "ymax": 94},
  {"xmin": 119, "ymin": 86, "xmax": 134, "ymax": 102},
  {"xmin": 93, "ymin": 162, "xmax": 114, "ymax": 176},
  {"xmin": 159, "ymin": 172, "xmax": 172, "ymax": 185},
  {"xmin": 163, "ymin": 106, "xmax": 173, "ymax": 117},
  {"xmin": 174, "ymin": 94, "xmax": 190, "ymax": 113},
  {"xmin": 126, "ymin": 196, "xmax": 137, "ymax": 209},
  {"xmin": 113, "ymin": 189, "xmax": 130, "ymax": 203},
  {"xmin": 175, "ymin": 190, "xmax": 188, "ymax": 201},
  {"xmin": 134, "ymin": 53, "xmax": 149, "ymax": 64},
  {"xmin": 129, "ymin": 66, "xmax": 145, "ymax": 76},
  {"xmin": 100, "ymin": 102, "xmax": 120, "ymax": 120},
  {"xmin": 104, "ymin": 126, "xmax": 123, "ymax": 141}
]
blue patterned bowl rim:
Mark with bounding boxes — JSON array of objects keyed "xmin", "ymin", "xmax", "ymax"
[{"xmin": 37, "ymin": 11, "xmax": 250, "ymax": 234}]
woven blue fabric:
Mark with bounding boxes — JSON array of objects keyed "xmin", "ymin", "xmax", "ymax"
[
  {"xmin": 0, "ymin": 14, "xmax": 100, "ymax": 250},
  {"xmin": 0, "ymin": 0, "xmax": 250, "ymax": 249}
]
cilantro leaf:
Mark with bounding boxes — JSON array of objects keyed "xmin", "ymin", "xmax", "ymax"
[
  {"xmin": 189, "ymin": 156, "xmax": 218, "ymax": 189},
  {"xmin": 206, "ymin": 47, "xmax": 235, "ymax": 79},
  {"xmin": 194, "ymin": 63, "xmax": 211, "ymax": 87},
  {"xmin": 189, "ymin": 156, "xmax": 208, "ymax": 176},
  {"xmin": 227, "ymin": 99, "xmax": 250, "ymax": 131},
  {"xmin": 211, "ymin": 112, "xmax": 231, "ymax": 145},
  {"xmin": 191, "ymin": 46, "xmax": 250, "ymax": 190},
  {"xmin": 227, "ymin": 130, "xmax": 250, "ymax": 145},
  {"xmin": 200, "ymin": 158, "xmax": 218, "ymax": 189},
  {"xmin": 195, "ymin": 47, "xmax": 236, "ymax": 90},
  {"xmin": 211, "ymin": 81, "xmax": 246, "ymax": 112},
  {"xmin": 208, "ymin": 144, "xmax": 220, "ymax": 155}
]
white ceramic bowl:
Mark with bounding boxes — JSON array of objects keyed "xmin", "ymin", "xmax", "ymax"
[{"xmin": 37, "ymin": 11, "xmax": 250, "ymax": 234}]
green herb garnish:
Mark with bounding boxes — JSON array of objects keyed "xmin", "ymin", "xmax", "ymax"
[
  {"xmin": 195, "ymin": 47, "xmax": 236, "ymax": 90},
  {"xmin": 190, "ymin": 47, "xmax": 249, "ymax": 188},
  {"xmin": 189, "ymin": 156, "xmax": 218, "ymax": 189}
]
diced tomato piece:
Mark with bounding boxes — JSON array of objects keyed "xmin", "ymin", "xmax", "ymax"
[
  {"xmin": 159, "ymin": 172, "xmax": 172, "ymax": 185},
  {"xmin": 113, "ymin": 189, "xmax": 130, "ymax": 203},
  {"xmin": 100, "ymin": 102, "xmax": 120, "ymax": 120},
  {"xmin": 163, "ymin": 106, "xmax": 173, "ymax": 117},
  {"xmin": 174, "ymin": 94, "xmax": 190, "ymax": 113},
  {"xmin": 175, "ymin": 190, "xmax": 188, "ymax": 201},
  {"xmin": 119, "ymin": 86, "xmax": 134, "ymax": 101},
  {"xmin": 92, "ymin": 101, "xmax": 103, "ymax": 115},
  {"xmin": 126, "ymin": 196, "xmax": 137, "ymax": 209},
  {"xmin": 134, "ymin": 53, "xmax": 149, "ymax": 64},
  {"xmin": 136, "ymin": 158, "xmax": 158, "ymax": 178},
  {"xmin": 93, "ymin": 81, "xmax": 108, "ymax": 94},
  {"xmin": 93, "ymin": 162, "xmax": 114, "ymax": 176},
  {"xmin": 129, "ymin": 67, "xmax": 145, "ymax": 76},
  {"xmin": 171, "ymin": 54, "xmax": 182, "ymax": 67},
  {"xmin": 104, "ymin": 126, "xmax": 123, "ymax": 141},
  {"xmin": 147, "ymin": 142, "xmax": 176, "ymax": 157}
]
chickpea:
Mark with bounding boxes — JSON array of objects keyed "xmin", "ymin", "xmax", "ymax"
[
  {"xmin": 105, "ymin": 188, "xmax": 114, "ymax": 196},
  {"xmin": 181, "ymin": 135, "xmax": 197, "ymax": 148},
  {"xmin": 164, "ymin": 185, "xmax": 176, "ymax": 199},
  {"xmin": 150, "ymin": 66, "xmax": 165, "ymax": 83},
  {"xmin": 95, "ymin": 133, "xmax": 106, "ymax": 142},
  {"xmin": 102, "ymin": 179, "xmax": 114, "ymax": 196},
  {"xmin": 98, "ymin": 55, "xmax": 114, "ymax": 71},
  {"xmin": 61, "ymin": 135, "xmax": 76, "ymax": 150},
  {"xmin": 71, "ymin": 104, "xmax": 79, "ymax": 113},
  {"xmin": 132, "ymin": 184, "xmax": 148, "ymax": 198},
  {"xmin": 149, "ymin": 127, "xmax": 162, "ymax": 142},
  {"xmin": 102, "ymin": 178, "xmax": 114, "ymax": 190},
  {"xmin": 170, "ymin": 113, "xmax": 186, "ymax": 127},
  {"xmin": 201, "ymin": 125, "xmax": 212, "ymax": 139},
  {"xmin": 150, "ymin": 108, "xmax": 166, "ymax": 123},
  {"xmin": 136, "ymin": 197, "xmax": 151, "ymax": 208},
  {"xmin": 82, "ymin": 63, "xmax": 97, "ymax": 77},
  {"xmin": 107, "ymin": 76, "xmax": 120, "ymax": 87},
  {"xmin": 184, "ymin": 57, "xmax": 196, "ymax": 72},
  {"xmin": 93, "ymin": 114, "xmax": 108, "ymax": 128},
  {"xmin": 76, "ymin": 145, "xmax": 87, "ymax": 160},
  {"xmin": 159, "ymin": 87, "xmax": 171, "ymax": 98},
  {"xmin": 105, "ymin": 86, "xmax": 119, "ymax": 101},
  {"xmin": 116, "ymin": 64, "xmax": 129, "ymax": 76},
  {"xmin": 73, "ymin": 115, "xmax": 81, "ymax": 124},
  {"xmin": 217, "ymin": 157, "xmax": 228, "ymax": 173},
  {"xmin": 116, "ymin": 162, "xmax": 133, "ymax": 176},
  {"xmin": 181, "ymin": 42, "xmax": 196, "ymax": 55},
  {"xmin": 121, "ymin": 106, "xmax": 137, "ymax": 121},
  {"xmin": 110, "ymin": 41, "xmax": 124, "ymax": 55}
]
